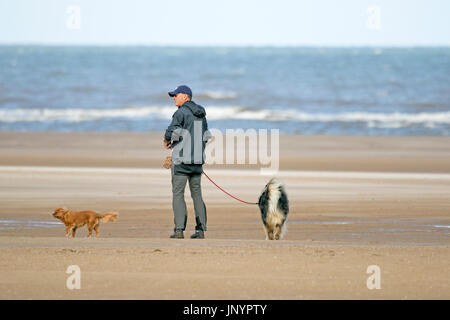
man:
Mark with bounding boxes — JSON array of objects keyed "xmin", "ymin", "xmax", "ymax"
[{"xmin": 164, "ymin": 85, "xmax": 209, "ymax": 239}]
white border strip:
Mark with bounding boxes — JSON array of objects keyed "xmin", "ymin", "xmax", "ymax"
[{"xmin": 0, "ymin": 166, "xmax": 450, "ymax": 180}]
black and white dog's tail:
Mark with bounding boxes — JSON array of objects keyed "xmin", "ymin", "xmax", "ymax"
[{"xmin": 258, "ymin": 178, "xmax": 289, "ymax": 240}]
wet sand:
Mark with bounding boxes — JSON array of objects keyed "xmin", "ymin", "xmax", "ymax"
[{"xmin": 0, "ymin": 132, "xmax": 449, "ymax": 299}]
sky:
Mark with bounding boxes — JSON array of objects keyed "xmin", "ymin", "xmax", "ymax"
[{"xmin": 0, "ymin": 0, "xmax": 449, "ymax": 46}]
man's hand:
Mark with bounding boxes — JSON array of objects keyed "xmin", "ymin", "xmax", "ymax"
[{"xmin": 163, "ymin": 139, "xmax": 172, "ymax": 150}]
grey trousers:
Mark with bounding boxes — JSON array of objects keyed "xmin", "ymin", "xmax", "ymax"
[{"xmin": 171, "ymin": 166, "xmax": 207, "ymax": 231}]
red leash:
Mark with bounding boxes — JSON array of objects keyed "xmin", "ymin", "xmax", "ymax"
[{"xmin": 202, "ymin": 171, "xmax": 258, "ymax": 205}]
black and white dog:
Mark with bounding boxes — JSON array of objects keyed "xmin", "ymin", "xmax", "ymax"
[{"xmin": 258, "ymin": 178, "xmax": 289, "ymax": 240}]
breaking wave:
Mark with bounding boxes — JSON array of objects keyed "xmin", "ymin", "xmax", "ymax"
[{"xmin": 1, "ymin": 106, "xmax": 449, "ymax": 129}]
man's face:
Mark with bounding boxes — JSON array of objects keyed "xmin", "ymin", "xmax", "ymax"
[{"xmin": 173, "ymin": 93, "xmax": 189, "ymax": 107}]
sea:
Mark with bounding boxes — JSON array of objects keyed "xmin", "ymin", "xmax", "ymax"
[{"xmin": 0, "ymin": 46, "xmax": 449, "ymax": 136}]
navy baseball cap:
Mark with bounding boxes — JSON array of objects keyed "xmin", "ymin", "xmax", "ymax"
[{"xmin": 168, "ymin": 85, "xmax": 192, "ymax": 97}]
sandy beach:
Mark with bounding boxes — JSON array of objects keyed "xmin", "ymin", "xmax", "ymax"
[{"xmin": 0, "ymin": 132, "xmax": 449, "ymax": 299}]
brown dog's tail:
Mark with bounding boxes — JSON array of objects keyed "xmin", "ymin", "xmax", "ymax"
[{"xmin": 96, "ymin": 212, "xmax": 119, "ymax": 222}]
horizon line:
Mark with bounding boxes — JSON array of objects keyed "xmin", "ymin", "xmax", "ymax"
[{"xmin": 1, "ymin": 42, "xmax": 449, "ymax": 48}]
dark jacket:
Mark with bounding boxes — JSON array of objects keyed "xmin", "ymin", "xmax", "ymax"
[{"xmin": 164, "ymin": 100, "xmax": 210, "ymax": 175}]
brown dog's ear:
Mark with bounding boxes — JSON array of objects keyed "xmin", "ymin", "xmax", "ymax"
[{"xmin": 54, "ymin": 207, "xmax": 69, "ymax": 215}]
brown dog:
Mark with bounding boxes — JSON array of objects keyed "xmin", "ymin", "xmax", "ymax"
[
  {"xmin": 52, "ymin": 207, "xmax": 118, "ymax": 238},
  {"xmin": 163, "ymin": 155, "xmax": 172, "ymax": 169}
]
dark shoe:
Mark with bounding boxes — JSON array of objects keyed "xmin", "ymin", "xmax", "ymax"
[
  {"xmin": 190, "ymin": 230, "xmax": 204, "ymax": 239},
  {"xmin": 170, "ymin": 229, "xmax": 184, "ymax": 239}
]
